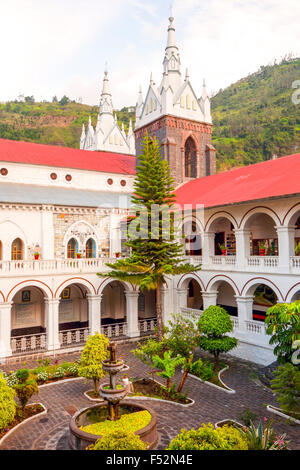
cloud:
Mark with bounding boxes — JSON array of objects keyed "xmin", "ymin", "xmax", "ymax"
[{"xmin": 0, "ymin": 0, "xmax": 299, "ymax": 107}]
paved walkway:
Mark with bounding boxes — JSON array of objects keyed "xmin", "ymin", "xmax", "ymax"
[{"xmin": 1, "ymin": 344, "xmax": 299, "ymax": 450}]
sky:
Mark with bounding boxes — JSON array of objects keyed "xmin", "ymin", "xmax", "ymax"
[{"xmin": 0, "ymin": 0, "xmax": 299, "ymax": 108}]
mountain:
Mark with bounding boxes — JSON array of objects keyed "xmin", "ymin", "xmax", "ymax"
[
  {"xmin": 211, "ymin": 56, "xmax": 300, "ymax": 171},
  {"xmin": 0, "ymin": 56, "xmax": 299, "ymax": 171}
]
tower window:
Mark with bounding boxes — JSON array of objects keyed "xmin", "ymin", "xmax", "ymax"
[
  {"xmin": 180, "ymin": 96, "xmax": 184, "ymax": 108},
  {"xmin": 186, "ymin": 95, "xmax": 191, "ymax": 109},
  {"xmin": 193, "ymin": 100, "xmax": 197, "ymax": 111},
  {"xmin": 185, "ymin": 137, "xmax": 197, "ymax": 178}
]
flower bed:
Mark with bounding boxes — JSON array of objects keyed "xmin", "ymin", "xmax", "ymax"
[
  {"xmin": 266, "ymin": 405, "xmax": 300, "ymax": 424},
  {"xmin": 3, "ymin": 361, "xmax": 79, "ymax": 387},
  {"xmin": 129, "ymin": 378, "xmax": 193, "ymax": 405},
  {"xmin": 80, "ymin": 410, "xmax": 151, "ymax": 436},
  {"xmin": 188, "ymin": 361, "xmax": 235, "ymax": 394},
  {"xmin": 0, "ymin": 404, "xmax": 46, "ymax": 443}
]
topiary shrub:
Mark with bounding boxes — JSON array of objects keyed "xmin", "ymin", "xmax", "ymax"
[
  {"xmin": 14, "ymin": 378, "xmax": 39, "ymax": 410},
  {"xmin": 197, "ymin": 306, "xmax": 238, "ymax": 367},
  {"xmin": 0, "ymin": 372, "xmax": 16, "ymax": 430},
  {"xmin": 78, "ymin": 332, "xmax": 109, "ymax": 394},
  {"xmin": 15, "ymin": 369, "xmax": 30, "ymax": 383},
  {"xmin": 167, "ymin": 423, "xmax": 248, "ymax": 450},
  {"xmin": 89, "ymin": 430, "xmax": 148, "ymax": 450}
]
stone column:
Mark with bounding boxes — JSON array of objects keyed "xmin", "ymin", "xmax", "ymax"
[
  {"xmin": 125, "ymin": 291, "xmax": 140, "ymax": 338},
  {"xmin": 202, "ymin": 291, "xmax": 218, "ymax": 310},
  {"xmin": 161, "ymin": 286, "xmax": 172, "ymax": 324},
  {"xmin": 176, "ymin": 287, "xmax": 188, "ymax": 312},
  {"xmin": 235, "ymin": 296, "xmax": 254, "ymax": 332},
  {"xmin": 276, "ymin": 226, "xmax": 295, "ymax": 273},
  {"xmin": 202, "ymin": 231, "xmax": 215, "ymax": 266},
  {"xmin": 87, "ymin": 294, "xmax": 102, "ymax": 335},
  {"xmin": 0, "ymin": 302, "xmax": 13, "ymax": 360},
  {"xmin": 234, "ymin": 229, "xmax": 251, "ymax": 270},
  {"xmin": 45, "ymin": 299, "xmax": 61, "ymax": 352}
]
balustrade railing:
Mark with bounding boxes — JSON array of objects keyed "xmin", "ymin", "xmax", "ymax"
[
  {"xmin": 291, "ymin": 256, "xmax": 300, "ymax": 269},
  {"xmin": 59, "ymin": 327, "xmax": 89, "ymax": 347},
  {"xmin": 245, "ymin": 319, "xmax": 268, "ymax": 336},
  {"xmin": 138, "ymin": 317, "xmax": 157, "ymax": 334},
  {"xmin": 101, "ymin": 322, "xmax": 127, "ymax": 339},
  {"xmin": 0, "ymin": 258, "xmax": 116, "ymax": 275},
  {"xmin": 181, "ymin": 307, "xmax": 203, "ymax": 321},
  {"xmin": 247, "ymin": 256, "xmax": 278, "ymax": 270},
  {"xmin": 210, "ymin": 256, "xmax": 236, "ymax": 266},
  {"xmin": 11, "ymin": 332, "xmax": 47, "ymax": 355}
]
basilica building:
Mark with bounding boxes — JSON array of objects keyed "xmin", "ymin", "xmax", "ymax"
[{"xmin": 0, "ymin": 15, "xmax": 299, "ymax": 366}]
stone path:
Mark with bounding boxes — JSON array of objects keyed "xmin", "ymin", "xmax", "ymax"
[{"xmin": 1, "ymin": 344, "xmax": 299, "ymax": 450}]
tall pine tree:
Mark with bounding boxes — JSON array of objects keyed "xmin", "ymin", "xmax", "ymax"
[{"xmin": 98, "ymin": 134, "xmax": 201, "ymax": 340}]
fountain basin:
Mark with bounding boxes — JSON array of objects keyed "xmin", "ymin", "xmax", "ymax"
[
  {"xmin": 69, "ymin": 402, "xmax": 158, "ymax": 450},
  {"xmin": 99, "ymin": 383, "xmax": 128, "ymax": 403},
  {"xmin": 102, "ymin": 359, "xmax": 125, "ymax": 375}
]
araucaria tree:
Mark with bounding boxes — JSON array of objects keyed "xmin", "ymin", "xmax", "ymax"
[
  {"xmin": 197, "ymin": 306, "xmax": 238, "ymax": 367},
  {"xmin": 98, "ymin": 134, "xmax": 200, "ymax": 340}
]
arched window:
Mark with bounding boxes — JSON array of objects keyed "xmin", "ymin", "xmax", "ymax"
[
  {"xmin": 86, "ymin": 238, "xmax": 96, "ymax": 259},
  {"xmin": 185, "ymin": 137, "xmax": 197, "ymax": 178},
  {"xmin": 67, "ymin": 238, "xmax": 78, "ymax": 259},
  {"xmin": 12, "ymin": 238, "xmax": 23, "ymax": 260}
]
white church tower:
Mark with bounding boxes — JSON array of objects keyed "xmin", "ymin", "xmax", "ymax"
[
  {"xmin": 80, "ymin": 70, "xmax": 135, "ymax": 156},
  {"xmin": 134, "ymin": 14, "xmax": 215, "ymax": 186}
]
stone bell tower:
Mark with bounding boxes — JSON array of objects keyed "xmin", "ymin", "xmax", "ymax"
[{"xmin": 134, "ymin": 15, "xmax": 216, "ymax": 187}]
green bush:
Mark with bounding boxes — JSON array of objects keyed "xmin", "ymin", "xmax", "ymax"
[
  {"xmin": 197, "ymin": 306, "xmax": 238, "ymax": 366},
  {"xmin": 0, "ymin": 372, "xmax": 16, "ymax": 430},
  {"xmin": 78, "ymin": 333, "xmax": 109, "ymax": 393},
  {"xmin": 81, "ymin": 410, "xmax": 151, "ymax": 436},
  {"xmin": 15, "ymin": 369, "xmax": 30, "ymax": 383},
  {"xmin": 167, "ymin": 423, "xmax": 248, "ymax": 450},
  {"xmin": 191, "ymin": 359, "xmax": 214, "ymax": 381},
  {"xmin": 271, "ymin": 363, "xmax": 300, "ymax": 415},
  {"xmin": 90, "ymin": 430, "xmax": 147, "ymax": 450},
  {"xmin": 14, "ymin": 378, "xmax": 39, "ymax": 410}
]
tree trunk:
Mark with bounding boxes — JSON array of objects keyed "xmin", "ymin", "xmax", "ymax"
[
  {"xmin": 93, "ymin": 378, "xmax": 100, "ymax": 394},
  {"xmin": 156, "ymin": 282, "xmax": 164, "ymax": 341},
  {"xmin": 166, "ymin": 378, "xmax": 172, "ymax": 390},
  {"xmin": 177, "ymin": 369, "xmax": 188, "ymax": 393},
  {"xmin": 214, "ymin": 351, "xmax": 220, "ymax": 369}
]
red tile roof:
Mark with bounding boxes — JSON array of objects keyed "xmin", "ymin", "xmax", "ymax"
[
  {"xmin": 0, "ymin": 138, "xmax": 136, "ymax": 175},
  {"xmin": 176, "ymin": 153, "xmax": 300, "ymax": 208}
]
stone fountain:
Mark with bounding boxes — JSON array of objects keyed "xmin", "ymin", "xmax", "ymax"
[{"xmin": 69, "ymin": 341, "xmax": 158, "ymax": 450}]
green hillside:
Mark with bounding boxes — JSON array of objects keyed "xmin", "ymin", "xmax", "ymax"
[
  {"xmin": 0, "ymin": 56, "xmax": 299, "ymax": 171},
  {"xmin": 211, "ymin": 56, "xmax": 300, "ymax": 171},
  {"xmin": 0, "ymin": 98, "xmax": 135, "ymax": 149}
]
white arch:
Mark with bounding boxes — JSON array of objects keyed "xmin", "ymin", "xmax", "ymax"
[
  {"xmin": 283, "ymin": 203, "xmax": 300, "ymax": 227},
  {"xmin": 97, "ymin": 277, "xmax": 133, "ymax": 295},
  {"xmin": 206, "ymin": 275, "xmax": 240, "ymax": 296},
  {"xmin": 240, "ymin": 207, "xmax": 280, "ymax": 230},
  {"xmin": 7, "ymin": 280, "xmax": 53, "ymax": 302},
  {"xmin": 177, "ymin": 273, "xmax": 205, "ymax": 291},
  {"xmin": 0, "ymin": 220, "xmax": 28, "ymax": 260},
  {"xmin": 55, "ymin": 278, "xmax": 96, "ymax": 299},
  {"xmin": 205, "ymin": 211, "xmax": 238, "ymax": 232},
  {"xmin": 241, "ymin": 277, "xmax": 284, "ymax": 301},
  {"xmin": 285, "ymin": 283, "xmax": 300, "ymax": 303}
]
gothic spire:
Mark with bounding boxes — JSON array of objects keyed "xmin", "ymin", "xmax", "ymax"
[{"xmin": 99, "ymin": 69, "xmax": 113, "ymax": 115}]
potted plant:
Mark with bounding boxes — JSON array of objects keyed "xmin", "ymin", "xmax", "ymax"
[
  {"xmin": 76, "ymin": 253, "xmax": 82, "ymax": 259},
  {"xmin": 258, "ymin": 241, "xmax": 266, "ymax": 256},
  {"xmin": 115, "ymin": 252, "xmax": 121, "ymax": 258},
  {"xmin": 295, "ymin": 241, "xmax": 300, "ymax": 256},
  {"xmin": 33, "ymin": 252, "xmax": 40, "ymax": 260},
  {"xmin": 218, "ymin": 243, "xmax": 226, "ymax": 256}
]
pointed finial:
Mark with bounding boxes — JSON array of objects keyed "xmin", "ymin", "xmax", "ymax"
[
  {"xmin": 185, "ymin": 68, "xmax": 189, "ymax": 81},
  {"xmin": 169, "ymin": 3, "xmax": 174, "ymax": 21},
  {"xmin": 150, "ymin": 72, "xmax": 154, "ymax": 85},
  {"xmin": 139, "ymin": 84, "xmax": 142, "ymax": 93},
  {"xmin": 203, "ymin": 78, "xmax": 206, "ymax": 87},
  {"xmin": 105, "ymin": 61, "xmax": 108, "ymax": 73}
]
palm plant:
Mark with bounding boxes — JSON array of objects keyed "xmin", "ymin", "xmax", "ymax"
[{"xmin": 152, "ymin": 351, "xmax": 184, "ymax": 390}]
